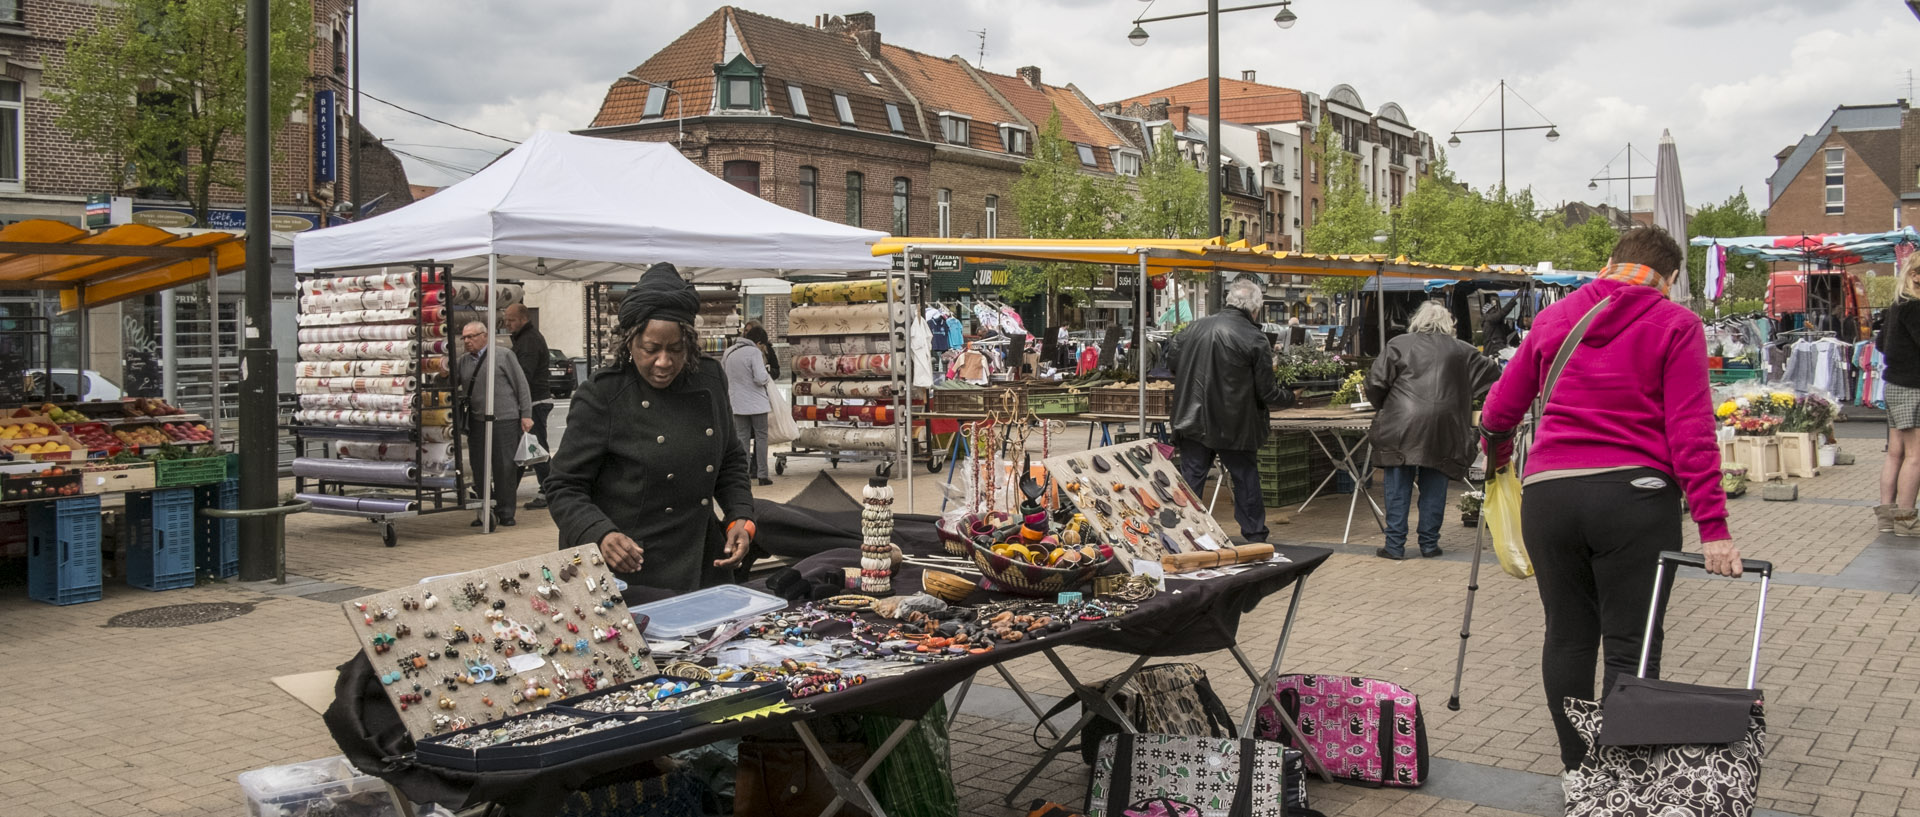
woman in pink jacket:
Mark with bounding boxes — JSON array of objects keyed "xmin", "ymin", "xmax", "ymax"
[{"xmin": 1479, "ymin": 226, "xmax": 1745, "ymax": 780}]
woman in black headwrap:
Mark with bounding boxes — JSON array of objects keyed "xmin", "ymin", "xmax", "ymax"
[{"xmin": 545, "ymin": 263, "xmax": 757, "ymax": 596}]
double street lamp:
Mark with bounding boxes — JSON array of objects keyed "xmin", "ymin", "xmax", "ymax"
[
  {"xmin": 1587, "ymin": 142, "xmax": 1656, "ymax": 227},
  {"xmin": 1445, "ymin": 79, "xmax": 1560, "ymax": 191},
  {"xmin": 1127, "ymin": 0, "xmax": 1299, "ymax": 312}
]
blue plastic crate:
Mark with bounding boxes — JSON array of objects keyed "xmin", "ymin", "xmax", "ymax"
[
  {"xmin": 194, "ymin": 480, "xmax": 238, "ymax": 579},
  {"xmin": 127, "ymin": 488, "xmax": 196, "ymax": 591},
  {"xmin": 27, "ymin": 496, "xmax": 102, "ymax": 605}
]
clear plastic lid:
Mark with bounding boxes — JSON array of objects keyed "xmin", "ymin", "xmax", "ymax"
[{"xmin": 628, "ymin": 584, "xmax": 787, "ymax": 638}]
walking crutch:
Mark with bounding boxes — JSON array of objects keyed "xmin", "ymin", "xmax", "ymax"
[{"xmin": 1447, "ymin": 478, "xmax": 1488, "ymax": 712}]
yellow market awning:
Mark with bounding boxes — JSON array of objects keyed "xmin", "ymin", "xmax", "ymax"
[
  {"xmin": 0, "ymin": 219, "xmax": 247, "ymax": 311},
  {"xmin": 869, "ymin": 236, "xmax": 1531, "ymax": 283}
]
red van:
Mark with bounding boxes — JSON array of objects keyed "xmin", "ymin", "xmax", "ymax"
[{"xmin": 1766, "ymin": 270, "xmax": 1868, "ymax": 341}]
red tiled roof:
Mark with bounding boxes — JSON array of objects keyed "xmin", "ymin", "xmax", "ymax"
[
  {"xmin": 591, "ymin": 7, "xmax": 726, "ymax": 127},
  {"xmin": 1112, "ymin": 77, "xmax": 1309, "ymax": 125},
  {"xmin": 876, "ymin": 44, "xmax": 1017, "ymax": 153},
  {"xmin": 978, "ymin": 71, "xmax": 1125, "ymax": 173}
]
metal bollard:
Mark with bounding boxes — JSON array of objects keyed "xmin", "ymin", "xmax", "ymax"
[{"xmin": 203, "ymin": 500, "xmax": 311, "ymax": 585}]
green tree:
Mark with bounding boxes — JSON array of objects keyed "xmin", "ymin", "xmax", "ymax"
[
  {"xmin": 1545, "ymin": 213, "xmax": 1619, "ymax": 272},
  {"xmin": 1131, "ymin": 126, "xmax": 1209, "ymax": 240},
  {"xmin": 1685, "ymin": 188, "xmax": 1769, "ymax": 300},
  {"xmin": 50, "ymin": 0, "xmax": 314, "ymax": 221},
  {"xmin": 1002, "ymin": 110, "xmax": 1129, "ymax": 307},
  {"xmin": 1304, "ymin": 114, "xmax": 1387, "ymax": 296}
]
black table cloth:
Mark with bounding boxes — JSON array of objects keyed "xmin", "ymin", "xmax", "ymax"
[{"xmin": 324, "ymin": 477, "xmax": 1331, "ymax": 816}]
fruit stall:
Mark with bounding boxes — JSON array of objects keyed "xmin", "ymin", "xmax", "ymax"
[{"xmin": 0, "ymin": 219, "xmax": 251, "ymax": 606}]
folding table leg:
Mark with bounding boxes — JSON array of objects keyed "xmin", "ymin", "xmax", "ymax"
[
  {"xmin": 1226, "ymin": 578, "xmax": 1333, "ymax": 782},
  {"xmin": 1003, "ymin": 651, "xmax": 1152, "ymax": 806},
  {"xmin": 994, "ymin": 662, "xmax": 1062, "ymax": 739},
  {"xmin": 794, "ymin": 718, "xmax": 917, "ymax": 817},
  {"xmin": 947, "ymin": 674, "xmax": 974, "ymax": 727}
]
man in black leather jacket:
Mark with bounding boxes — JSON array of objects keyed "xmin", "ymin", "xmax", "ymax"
[{"xmin": 1166, "ymin": 277, "xmax": 1297, "ymax": 542}]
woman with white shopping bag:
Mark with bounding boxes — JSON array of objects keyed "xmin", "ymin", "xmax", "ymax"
[
  {"xmin": 1478, "ymin": 227, "xmax": 1746, "ymax": 796},
  {"xmin": 724, "ymin": 324, "xmax": 775, "ymax": 486}
]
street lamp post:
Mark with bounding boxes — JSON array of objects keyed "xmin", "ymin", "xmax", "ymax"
[
  {"xmin": 1129, "ymin": 0, "xmax": 1298, "ymax": 314},
  {"xmin": 1445, "ymin": 79, "xmax": 1559, "ymax": 191},
  {"xmin": 1588, "ymin": 142, "xmax": 1655, "ymax": 228}
]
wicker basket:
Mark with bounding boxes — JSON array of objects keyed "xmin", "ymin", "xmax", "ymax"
[{"xmin": 971, "ymin": 541, "xmax": 1108, "ymax": 597}]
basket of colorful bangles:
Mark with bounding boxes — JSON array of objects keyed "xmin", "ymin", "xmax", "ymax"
[{"xmin": 969, "ymin": 528, "xmax": 1113, "ymax": 597}]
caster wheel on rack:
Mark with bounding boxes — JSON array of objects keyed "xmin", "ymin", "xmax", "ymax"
[
  {"xmin": 775, "ymin": 457, "xmax": 786, "ymax": 476},
  {"xmin": 382, "ymin": 524, "xmax": 397, "ymax": 548},
  {"xmin": 830, "ymin": 458, "xmax": 840, "ymax": 469},
  {"xmin": 927, "ymin": 454, "xmax": 945, "ymax": 473}
]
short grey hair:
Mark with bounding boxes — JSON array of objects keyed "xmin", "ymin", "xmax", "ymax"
[
  {"xmin": 1407, "ymin": 300, "xmax": 1456, "ymax": 335},
  {"xmin": 1224, "ymin": 278, "xmax": 1263, "ymax": 315}
]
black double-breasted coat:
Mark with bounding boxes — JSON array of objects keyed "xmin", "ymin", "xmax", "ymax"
[{"xmin": 546, "ymin": 357, "xmax": 755, "ymax": 594}]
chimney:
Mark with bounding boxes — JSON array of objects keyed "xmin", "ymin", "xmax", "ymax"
[
  {"xmin": 1017, "ymin": 66, "xmax": 1042, "ymax": 88},
  {"xmin": 1149, "ymin": 97, "xmax": 1170, "ymax": 121},
  {"xmin": 843, "ymin": 11, "xmax": 880, "ymax": 52},
  {"xmin": 1170, "ymin": 105, "xmax": 1189, "ymax": 133},
  {"xmin": 1242, "ymin": 70, "xmax": 1256, "ymax": 83}
]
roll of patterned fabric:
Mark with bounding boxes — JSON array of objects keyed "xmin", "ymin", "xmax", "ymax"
[
  {"xmin": 296, "ymin": 492, "xmax": 419, "ymax": 514},
  {"xmin": 334, "ymin": 441, "xmax": 449, "ymax": 461},
  {"xmin": 299, "ymin": 290, "xmax": 417, "ymax": 313},
  {"xmin": 790, "ymin": 279, "xmax": 904, "ymax": 305},
  {"xmin": 420, "ymin": 408, "xmax": 452, "ymax": 426},
  {"xmin": 298, "ymin": 324, "xmax": 419, "ymax": 343},
  {"xmin": 293, "ymin": 457, "xmax": 420, "ymax": 485},
  {"xmin": 299, "ymin": 392, "xmax": 415, "ymax": 412},
  {"xmin": 421, "ymin": 425, "xmax": 454, "ymax": 443},
  {"xmin": 791, "ymin": 353, "xmax": 903, "ymax": 378},
  {"xmin": 298, "ymin": 341, "xmax": 422, "ymax": 361},
  {"xmin": 295, "ymin": 359, "xmax": 417, "ymax": 378},
  {"xmin": 792, "ymin": 380, "xmax": 897, "ymax": 399},
  {"xmin": 795, "ymin": 426, "xmax": 896, "ymax": 452},
  {"xmin": 295, "ymin": 377, "xmax": 416, "ymax": 394},
  {"xmin": 302, "ymin": 271, "xmax": 415, "ymax": 294},
  {"xmin": 296, "ymin": 308, "xmax": 423, "ymax": 327},
  {"xmin": 790, "ymin": 335, "xmax": 894, "ymax": 356},
  {"xmin": 448, "ymin": 282, "xmax": 524, "ymax": 307},
  {"xmin": 787, "ymin": 303, "xmax": 908, "ymax": 336},
  {"xmin": 293, "ymin": 409, "xmax": 416, "ymax": 428},
  {"xmin": 792, "ymin": 404, "xmax": 895, "ymax": 425}
]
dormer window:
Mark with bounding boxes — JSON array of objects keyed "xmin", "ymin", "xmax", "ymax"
[
  {"xmin": 786, "ymin": 85, "xmax": 810, "ymax": 119},
  {"xmin": 1111, "ymin": 148, "xmax": 1142, "ymax": 177},
  {"xmin": 1075, "ymin": 143, "xmax": 1098, "ymax": 167},
  {"xmin": 834, "ymin": 93, "xmax": 855, "ymax": 125},
  {"xmin": 998, "ymin": 124, "xmax": 1029, "ymax": 155},
  {"xmin": 885, "ymin": 103, "xmax": 906, "ymax": 135},
  {"xmin": 862, "ymin": 71, "xmax": 881, "ymax": 85},
  {"xmin": 938, "ymin": 112, "xmax": 970, "ymax": 146},
  {"xmin": 642, "ymin": 86, "xmax": 668, "ymax": 119},
  {"xmin": 714, "ymin": 54, "xmax": 763, "ymax": 111}
]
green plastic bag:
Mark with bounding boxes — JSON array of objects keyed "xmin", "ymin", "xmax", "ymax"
[{"xmin": 1484, "ymin": 466, "xmax": 1533, "ymax": 579}]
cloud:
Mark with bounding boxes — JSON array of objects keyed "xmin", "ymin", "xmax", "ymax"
[{"xmin": 361, "ymin": 0, "xmax": 1917, "ymax": 210}]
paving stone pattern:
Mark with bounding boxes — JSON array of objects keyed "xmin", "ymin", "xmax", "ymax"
[{"xmin": 0, "ymin": 415, "xmax": 1914, "ymax": 816}]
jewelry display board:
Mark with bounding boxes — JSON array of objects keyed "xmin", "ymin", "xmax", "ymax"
[
  {"xmin": 340, "ymin": 544, "xmax": 656, "ymax": 740},
  {"xmin": 1041, "ymin": 440, "xmax": 1234, "ymax": 565}
]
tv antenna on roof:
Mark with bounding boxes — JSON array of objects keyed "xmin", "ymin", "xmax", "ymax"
[{"xmin": 971, "ymin": 28, "xmax": 988, "ymax": 68}]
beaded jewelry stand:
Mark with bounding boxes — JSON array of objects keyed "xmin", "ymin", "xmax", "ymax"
[{"xmin": 860, "ymin": 474, "xmax": 894, "ymax": 595}]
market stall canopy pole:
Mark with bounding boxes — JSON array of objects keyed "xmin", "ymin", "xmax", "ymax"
[
  {"xmin": 293, "ymin": 131, "xmax": 888, "ymax": 280},
  {"xmin": 1653, "ymin": 130, "xmax": 1689, "ymax": 301}
]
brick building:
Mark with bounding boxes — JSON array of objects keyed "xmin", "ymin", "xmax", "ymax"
[
  {"xmin": 579, "ymin": 7, "xmax": 1148, "ymax": 334},
  {"xmin": 1766, "ymin": 101, "xmax": 1911, "ymax": 247},
  {"xmin": 0, "ymin": 0, "xmax": 413, "ymax": 404}
]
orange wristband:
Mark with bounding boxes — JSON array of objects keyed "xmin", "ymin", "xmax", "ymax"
[{"xmin": 728, "ymin": 519, "xmax": 757, "ymax": 540}]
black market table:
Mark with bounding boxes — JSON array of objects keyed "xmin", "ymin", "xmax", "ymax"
[
  {"xmin": 1270, "ymin": 407, "xmax": 1384, "ymax": 544},
  {"xmin": 325, "ymin": 541, "xmax": 1331, "ymax": 817}
]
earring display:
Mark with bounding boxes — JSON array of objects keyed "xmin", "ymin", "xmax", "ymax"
[
  {"xmin": 340, "ymin": 544, "xmax": 654, "ymax": 740},
  {"xmin": 1040, "ymin": 441, "xmax": 1234, "ymax": 566}
]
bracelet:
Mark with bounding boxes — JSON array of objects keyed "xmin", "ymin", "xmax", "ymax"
[{"xmin": 728, "ymin": 519, "xmax": 757, "ymax": 540}]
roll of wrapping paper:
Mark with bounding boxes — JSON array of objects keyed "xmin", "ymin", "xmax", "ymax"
[
  {"xmin": 293, "ymin": 409, "xmax": 415, "ymax": 428},
  {"xmin": 295, "ymin": 307, "xmax": 433, "ymax": 327},
  {"xmin": 791, "ymin": 380, "xmax": 897, "ymax": 399},
  {"xmin": 420, "ymin": 408, "xmax": 452, "ymax": 426},
  {"xmin": 296, "ymin": 377, "xmax": 417, "ymax": 395},
  {"xmin": 795, "ymin": 426, "xmax": 895, "ymax": 452},
  {"xmin": 421, "ymin": 425, "xmax": 453, "ymax": 443},
  {"xmin": 790, "ymin": 353, "xmax": 903, "ymax": 378},
  {"xmin": 793, "ymin": 404, "xmax": 895, "ymax": 425},
  {"xmin": 334, "ymin": 441, "xmax": 451, "ymax": 462},
  {"xmin": 298, "ymin": 324, "xmax": 420, "ymax": 343},
  {"xmin": 786, "ymin": 303, "xmax": 908, "ymax": 336},
  {"xmin": 299, "ymin": 290, "xmax": 416, "ymax": 313},
  {"xmin": 790, "ymin": 335, "xmax": 894, "ymax": 356},
  {"xmin": 293, "ymin": 457, "xmax": 420, "ymax": 485},
  {"xmin": 1161, "ymin": 543, "xmax": 1275, "ymax": 574},
  {"xmin": 299, "ymin": 392, "xmax": 416, "ymax": 412},
  {"xmin": 789, "ymin": 279, "xmax": 904, "ymax": 305},
  {"xmin": 448, "ymin": 282, "xmax": 524, "ymax": 307},
  {"xmin": 296, "ymin": 360, "xmax": 416, "ymax": 378},
  {"xmin": 298, "ymin": 341, "xmax": 422, "ymax": 361},
  {"xmin": 297, "ymin": 492, "xmax": 419, "ymax": 514}
]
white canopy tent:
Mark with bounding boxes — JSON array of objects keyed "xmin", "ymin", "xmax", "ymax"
[{"xmin": 292, "ymin": 130, "xmax": 890, "ymax": 531}]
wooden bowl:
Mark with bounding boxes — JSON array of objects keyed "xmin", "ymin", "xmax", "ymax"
[{"xmin": 922, "ymin": 569, "xmax": 979, "ymax": 603}]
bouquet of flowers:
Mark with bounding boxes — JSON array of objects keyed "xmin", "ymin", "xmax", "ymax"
[
  {"xmin": 1781, "ymin": 391, "xmax": 1837, "ymax": 435},
  {"xmin": 1274, "ymin": 346, "xmax": 1347, "ymax": 385},
  {"xmin": 1330, "ymin": 370, "xmax": 1368, "ymax": 405},
  {"xmin": 1715, "ymin": 391, "xmax": 1786, "ymax": 436}
]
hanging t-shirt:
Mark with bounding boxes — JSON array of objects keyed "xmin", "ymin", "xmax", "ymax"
[
  {"xmin": 945, "ymin": 314, "xmax": 964, "ymax": 349},
  {"xmin": 929, "ymin": 316, "xmax": 951, "ymax": 352}
]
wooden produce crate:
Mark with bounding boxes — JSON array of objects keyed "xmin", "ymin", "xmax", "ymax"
[
  {"xmin": 80, "ymin": 462, "xmax": 156, "ymax": 495},
  {"xmin": 927, "ymin": 386, "xmax": 1025, "ymax": 416}
]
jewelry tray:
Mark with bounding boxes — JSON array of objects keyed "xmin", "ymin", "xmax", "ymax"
[
  {"xmin": 549, "ymin": 674, "xmax": 789, "ymax": 724},
  {"xmin": 416, "ymin": 709, "xmax": 686, "ymax": 771}
]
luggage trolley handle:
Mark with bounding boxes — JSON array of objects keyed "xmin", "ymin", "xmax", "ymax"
[{"xmin": 1638, "ymin": 550, "xmax": 1775, "ymax": 690}]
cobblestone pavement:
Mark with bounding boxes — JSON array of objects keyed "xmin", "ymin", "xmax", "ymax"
[{"xmin": 1, "ymin": 414, "xmax": 1914, "ymax": 817}]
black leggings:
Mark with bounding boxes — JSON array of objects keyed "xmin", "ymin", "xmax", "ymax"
[{"xmin": 1520, "ymin": 468, "xmax": 1680, "ymax": 770}]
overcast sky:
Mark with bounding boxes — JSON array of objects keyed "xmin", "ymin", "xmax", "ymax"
[{"xmin": 360, "ymin": 0, "xmax": 1915, "ymax": 216}]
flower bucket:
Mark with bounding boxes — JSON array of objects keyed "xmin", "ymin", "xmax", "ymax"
[{"xmin": 1818, "ymin": 444, "xmax": 1839, "ymax": 468}]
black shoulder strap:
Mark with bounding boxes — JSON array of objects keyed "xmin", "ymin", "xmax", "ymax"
[
  {"xmin": 1107, "ymin": 733, "xmax": 1135, "ymax": 816},
  {"xmin": 1228, "ymin": 739, "xmax": 1256, "ymax": 817}
]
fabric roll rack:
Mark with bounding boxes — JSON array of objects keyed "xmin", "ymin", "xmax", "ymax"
[{"xmin": 780, "ymin": 276, "xmax": 914, "ymax": 478}]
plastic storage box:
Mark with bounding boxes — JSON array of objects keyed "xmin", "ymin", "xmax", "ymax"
[
  {"xmin": 126, "ymin": 488, "xmax": 196, "ymax": 590},
  {"xmin": 26, "ymin": 495, "xmax": 101, "ymax": 605},
  {"xmin": 237, "ymin": 755, "xmax": 402, "ymax": 817},
  {"xmin": 628, "ymin": 584, "xmax": 786, "ymax": 638},
  {"xmin": 194, "ymin": 479, "xmax": 238, "ymax": 578}
]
